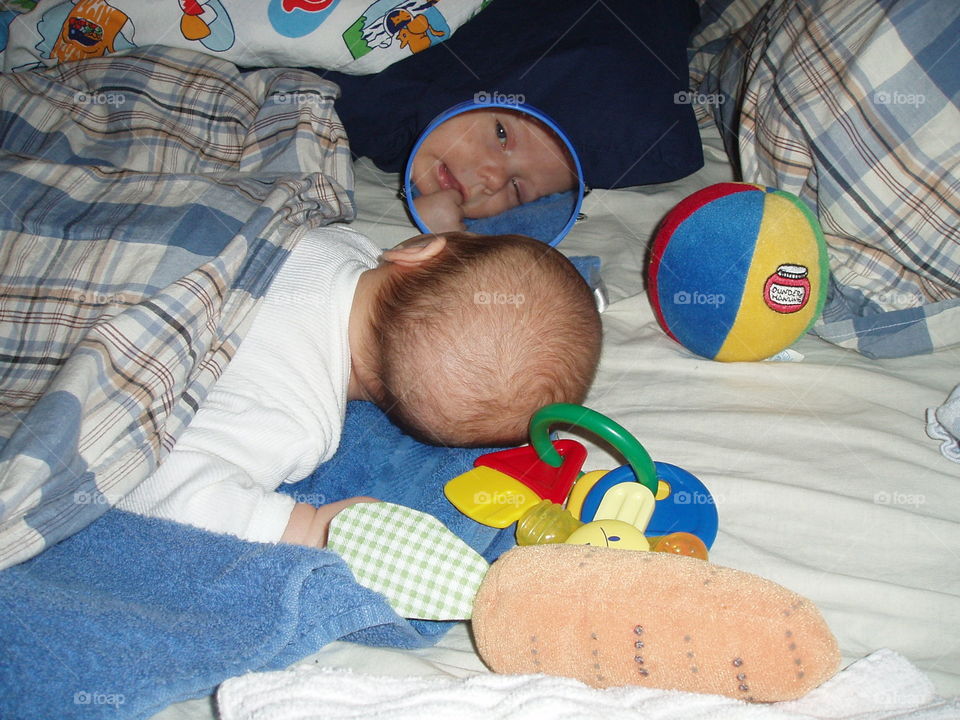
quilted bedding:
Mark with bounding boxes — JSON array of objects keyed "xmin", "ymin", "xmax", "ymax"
[
  {"xmin": 0, "ymin": 2, "xmax": 958, "ymax": 717},
  {"xmin": 690, "ymin": 0, "xmax": 960, "ymax": 358},
  {"xmin": 0, "ymin": 46, "xmax": 354, "ymax": 569}
]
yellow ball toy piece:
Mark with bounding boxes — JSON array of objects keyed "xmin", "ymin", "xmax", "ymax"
[{"xmin": 565, "ymin": 520, "xmax": 650, "ymax": 551}]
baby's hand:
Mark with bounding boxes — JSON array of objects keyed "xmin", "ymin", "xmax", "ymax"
[
  {"xmin": 413, "ymin": 188, "xmax": 466, "ymax": 234},
  {"xmin": 281, "ymin": 496, "xmax": 378, "ymax": 549}
]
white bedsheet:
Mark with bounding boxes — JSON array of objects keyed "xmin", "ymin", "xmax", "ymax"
[
  {"xmin": 152, "ymin": 126, "xmax": 960, "ymax": 720},
  {"xmin": 219, "ymin": 648, "xmax": 960, "ymax": 720}
]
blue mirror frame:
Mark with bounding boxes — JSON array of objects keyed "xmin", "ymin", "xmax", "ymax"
[{"xmin": 403, "ymin": 99, "xmax": 586, "ymax": 247}]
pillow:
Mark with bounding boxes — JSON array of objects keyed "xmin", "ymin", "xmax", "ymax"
[
  {"xmin": 1, "ymin": 0, "xmax": 486, "ymax": 74},
  {"xmin": 322, "ymin": 0, "xmax": 703, "ymax": 189}
]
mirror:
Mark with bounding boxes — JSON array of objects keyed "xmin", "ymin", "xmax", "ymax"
[{"xmin": 404, "ymin": 100, "xmax": 585, "ymax": 246}]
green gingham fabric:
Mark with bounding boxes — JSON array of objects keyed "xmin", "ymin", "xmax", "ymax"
[{"xmin": 327, "ymin": 502, "xmax": 489, "ymax": 621}]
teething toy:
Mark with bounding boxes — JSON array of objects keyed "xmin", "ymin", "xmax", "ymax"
[
  {"xmin": 565, "ymin": 469, "xmax": 609, "ymax": 519},
  {"xmin": 650, "ymin": 531, "xmax": 709, "ymax": 560},
  {"xmin": 565, "ymin": 519, "xmax": 650, "ymax": 550},
  {"xmin": 515, "ymin": 500, "xmax": 582, "ymax": 546},
  {"xmin": 445, "ymin": 403, "xmax": 718, "ymax": 556},
  {"xmin": 474, "ymin": 438, "xmax": 587, "ymax": 503},
  {"xmin": 592, "ymin": 481, "xmax": 656, "ymax": 531},
  {"xmin": 443, "ymin": 466, "xmax": 542, "ymax": 528}
]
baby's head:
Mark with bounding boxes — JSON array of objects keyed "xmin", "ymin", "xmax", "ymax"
[
  {"xmin": 352, "ymin": 232, "xmax": 601, "ymax": 447},
  {"xmin": 409, "ymin": 108, "xmax": 578, "ymax": 233}
]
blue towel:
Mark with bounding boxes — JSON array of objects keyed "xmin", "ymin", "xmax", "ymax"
[
  {"xmin": 464, "ymin": 190, "xmax": 578, "ymax": 244},
  {"xmin": 0, "ymin": 401, "xmax": 515, "ymax": 720},
  {"xmin": 408, "ymin": 182, "xmax": 577, "ymax": 245}
]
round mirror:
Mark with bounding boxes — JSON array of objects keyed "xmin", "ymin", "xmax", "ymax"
[{"xmin": 404, "ymin": 100, "xmax": 585, "ymax": 246}]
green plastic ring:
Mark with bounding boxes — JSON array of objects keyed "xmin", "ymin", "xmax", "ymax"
[{"xmin": 528, "ymin": 403, "xmax": 659, "ymax": 494}]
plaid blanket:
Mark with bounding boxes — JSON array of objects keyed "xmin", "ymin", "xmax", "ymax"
[
  {"xmin": 689, "ymin": 0, "xmax": 959, "ymax": 358},
  {"xmin": 0, "ymin": 46, "xmax": 354, "ymax": 570}
]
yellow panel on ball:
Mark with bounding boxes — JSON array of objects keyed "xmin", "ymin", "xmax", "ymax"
[{"xmin": 714, "ymin": 190, "xmax": 829, "ymax": 362}]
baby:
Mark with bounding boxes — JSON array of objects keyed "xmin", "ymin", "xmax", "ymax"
[
  {"xmin": 119, "ymin": 225, "xmax": 602, "ymax": 548},
  {"xmin": 409, "ymin": 108, "xmax": 578, "ymax": 234}
]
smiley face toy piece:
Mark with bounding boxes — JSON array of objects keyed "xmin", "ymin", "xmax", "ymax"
[{"xmin": 565, "ymin": 520, "xmax": 650, "ymax": 551}]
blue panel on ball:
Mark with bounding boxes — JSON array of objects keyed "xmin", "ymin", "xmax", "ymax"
[{"xmin": 655, "ymin": 192, "xmax": 764, "ymax": 358}]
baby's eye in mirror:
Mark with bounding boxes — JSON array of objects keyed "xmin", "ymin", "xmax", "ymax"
[{"xmin": 496, "ymin": 120, "xmax": 508, "ymax": 146}]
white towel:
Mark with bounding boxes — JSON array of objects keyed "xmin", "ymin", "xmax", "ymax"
[
  {"xmin": 217, "ymin": 648, "xmax": 958, "ymax": 720},
  {"xmin": 927, "ymin": 383, "xmax": 960, "ymax": 463}
]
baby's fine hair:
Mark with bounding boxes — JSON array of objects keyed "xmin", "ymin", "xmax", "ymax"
[{"xmin": 374, "ymin": 232, "xmax": 602, "ymax": 447}]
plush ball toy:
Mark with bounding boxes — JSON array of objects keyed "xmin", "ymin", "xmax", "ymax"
[{"xmin": 648, "ymin": 183, "xmax": 829, "ymax": 362}]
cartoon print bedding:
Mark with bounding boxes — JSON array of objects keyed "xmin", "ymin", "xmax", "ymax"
[
  {"xmin": 0, "ymin": 46, "xmax": 354, "ymax": 570},
  {"xmin": 0, "ymin": 0, "xmax": 488, "ymax": 74}
]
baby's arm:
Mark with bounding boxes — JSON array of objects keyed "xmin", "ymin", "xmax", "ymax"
[
  {"xmin": 118, "ymin": 441, "xmax": 299, "ymax": 542},
  {"xmin": 281, "ymin": 497, "xmax": 378, "ymax": 547},
  {"xmin": 413, "ymin": 188, "xmax": 466, "ymax": 233},
  {"xmin": 120, "ymin": 435, "xmax": 376, "ymax": 549},
  {"xmin": 118, "ymin": 356, "xmax": 354, "ymax": 544}
]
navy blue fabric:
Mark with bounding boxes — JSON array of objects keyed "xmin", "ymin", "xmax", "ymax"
[{"xmin": 320, "ymin": 0, "xmax": 703, "ymax": 189}]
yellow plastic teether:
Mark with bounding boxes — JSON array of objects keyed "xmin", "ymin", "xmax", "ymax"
[
  {"xmin": 444, "ymin": 466, "xmax": 542, "ymax": 528},
  {"xmin": 564, "ymin": 469, "xmax": 609, "ymax": 520},
  {"xmin": 515, "ymin": 500, "xmax": 583, "ymax": 545},
  {"xmin": 565, "ymin": 520, "xmax": 650, "ymax": 551},
  {"xmin": 593, "ymin": 482, "xmax": 656, "ymax": 533}
]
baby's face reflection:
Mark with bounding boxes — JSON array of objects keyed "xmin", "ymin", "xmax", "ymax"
[{"xmin": 410, "ymin": 108, "xmax": 577, "ymax": 227}]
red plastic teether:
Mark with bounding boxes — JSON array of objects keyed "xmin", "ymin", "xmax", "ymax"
[{"xmin": 474, "ymin": 439, "xmax": 587, "ymax": 504}]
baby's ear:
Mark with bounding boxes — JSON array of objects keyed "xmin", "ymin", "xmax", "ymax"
[{"xmin": 382, "ymin": 234, "xmax": 447, "ymax": 268}]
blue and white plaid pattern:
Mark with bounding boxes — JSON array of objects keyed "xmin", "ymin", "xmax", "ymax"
[
  {"xmin": 0, "ymin": 46, "xmax": 354, "ymax": 569},
  {"xmin": 689, "ymin": 0, "xmax": 959, "ymax": 358}
]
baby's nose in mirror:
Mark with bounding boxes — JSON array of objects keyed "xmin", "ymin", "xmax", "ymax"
[{"xmin": 477, "ymin": 162, "xmax": 509, "ymax": 194}]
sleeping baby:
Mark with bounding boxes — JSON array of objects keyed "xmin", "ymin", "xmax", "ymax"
[{"xmin": 119, "ymin": 227, "xmax": 602, "ymax": 548}]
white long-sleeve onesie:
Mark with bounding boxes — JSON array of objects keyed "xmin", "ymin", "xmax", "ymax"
[{"xmin": 118, "ymin": 225, "xmax": 381, "ymax": 542}]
